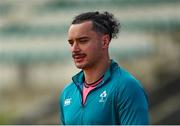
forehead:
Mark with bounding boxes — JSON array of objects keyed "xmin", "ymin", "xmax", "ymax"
[{"xmin": 68, "ymin": 21, "xmax": 94, "ymax": 38}]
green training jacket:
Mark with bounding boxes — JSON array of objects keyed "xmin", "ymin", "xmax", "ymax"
[{"xmin": 59, "ymin": 60, "xmax": 149, "ymax": 125}]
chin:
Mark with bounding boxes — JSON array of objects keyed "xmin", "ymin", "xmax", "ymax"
[
  {"xmin": 76, "ymin": 65, "xmax": 85, "ymax": 69},
  {"xmin": 75, "ymin": 62, "xmax": 94, "ymax": 70},
  {"xmin": 75, "ymin": 63, "xmax": 85, "ymax": 69},
  {"xmin": 75, "ymin": 62, "xmax": 91, "ymax": 70}
]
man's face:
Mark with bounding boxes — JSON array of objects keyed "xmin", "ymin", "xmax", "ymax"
[{"xmin": 68, "ymin": 21, "xmax": 105, "ymax": 70}]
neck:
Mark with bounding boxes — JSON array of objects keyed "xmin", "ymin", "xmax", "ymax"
[{"xmin": 83, "ymin": 57, "xmax": 110, "ymax": 84}]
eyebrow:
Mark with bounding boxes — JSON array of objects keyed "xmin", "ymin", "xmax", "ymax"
[
  {"xmin": 68, "ymin": 36, "xmax": 90, "ymax": 42},
  {"xmin": 77, "ymin": 36, "xmax": 90, "ymax": 40}
]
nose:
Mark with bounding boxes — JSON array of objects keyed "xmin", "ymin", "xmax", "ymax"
[{"xmin": 71, "ymin": 42, "xmax": 80, "ymax": 52}]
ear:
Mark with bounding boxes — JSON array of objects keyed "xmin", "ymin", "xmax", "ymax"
[{"xmin": 102, "ymin": 34, "xmax": 110, "ymax": 48}]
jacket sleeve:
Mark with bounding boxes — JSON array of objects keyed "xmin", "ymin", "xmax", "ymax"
[{"xmin": 116, "ymin": 77, "xmax": 149, "ymax": 125}]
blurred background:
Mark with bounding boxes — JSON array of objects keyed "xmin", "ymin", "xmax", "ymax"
[{"xmin": 0, "ymin": 0, "xmax": 180, "ymax": 124}]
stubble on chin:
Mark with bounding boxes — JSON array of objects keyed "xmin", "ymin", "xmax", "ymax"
[
  {"xmin": 75, "ymin": 60, "xmax": 96, "ymax": 70},
  {"xmin": 74, "ymin": 61, "xmax": 84, "ymax": 69}
]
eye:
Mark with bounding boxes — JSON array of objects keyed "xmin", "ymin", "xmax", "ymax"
[
  {"xmin": 79, "ymin": 39, "xmax": 89, "ymax": 43},
  {"xmin": 68, "ymin": 40, "xmax": 73, "ymax": 46}
]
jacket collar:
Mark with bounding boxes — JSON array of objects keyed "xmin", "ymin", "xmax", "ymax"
[{"xmin": 72, "ymin": 59, "xmax": 119, "ymax": 87}]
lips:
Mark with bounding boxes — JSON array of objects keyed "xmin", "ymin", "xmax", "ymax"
[{"xmin": 72, "ymin": 53, "xmax": 86, "ymax": 62}]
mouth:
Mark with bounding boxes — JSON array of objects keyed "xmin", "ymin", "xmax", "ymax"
[{"xmin": 72, "ymin": 53, "xmax": 86, "ymax": 62}]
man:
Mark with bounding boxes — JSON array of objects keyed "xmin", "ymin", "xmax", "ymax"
[{"xmin": 59, "ymin": 11, "xmax": 149, "ymax": 125}]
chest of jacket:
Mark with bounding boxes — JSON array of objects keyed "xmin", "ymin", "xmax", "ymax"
[{"xmin": 62, "ymin": 81, "xmax": 119, "ymax": 125}]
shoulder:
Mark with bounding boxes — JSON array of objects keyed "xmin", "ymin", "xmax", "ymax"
[
  {"xmin": 113, "ymin": 66, "xmax": 147, "ymax": 101},
  {"xmin": 60, "ymin": 82, "xmax": 75, "ymax": 97},
  {"xmin": 110, "ymin": 66, "xmax": 149, "ymax": 116},
  {"xmin": 59, "ymin": 82, "xmax": 75, "ymax": 104},
  {"xmin": 113, "ymin": 67, "xmax": 149, "ymax": 125}
]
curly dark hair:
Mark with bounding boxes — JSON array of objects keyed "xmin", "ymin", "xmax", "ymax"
[{"xmin": 72, "ymin": 11, "xmax": 120, "ymax": 41}]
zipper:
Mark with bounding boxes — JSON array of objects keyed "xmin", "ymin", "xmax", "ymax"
[
  {"xmin": 82, "ymin": 80, "xmax": 107, "ymax": 105},
  {"xmin": 81, "ymin": 89, "xmax": 84, "ymax": 107},
  {"xmin": 76, "ymin": 83, "xmax": 84, "ymax": 107},
  {"xmin": 76, "ymin": 77, "xmax": 109, "ymax": 107}
]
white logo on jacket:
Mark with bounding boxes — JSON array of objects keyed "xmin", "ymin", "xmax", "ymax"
[
  {"xmin": 99, "ymin": 91, "xmax": 107, "ymax": 102},
  {"xmin": 64, "ymin": 98, "xmax": 72, "ymax": 106}
]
